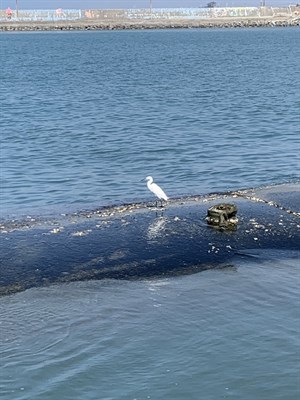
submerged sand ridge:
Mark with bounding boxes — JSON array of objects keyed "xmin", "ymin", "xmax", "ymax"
[{"xmin": 0, "ymin": 184, "xmax": 299, "ymax": 296}]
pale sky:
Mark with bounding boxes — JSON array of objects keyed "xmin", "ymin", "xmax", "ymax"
[{"xmin": 1, "ymin": 0, "xmax": 295, "ymax": 10}]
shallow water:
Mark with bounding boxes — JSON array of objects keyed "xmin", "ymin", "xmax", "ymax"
[
  {"xmin": 0, "ymin": 28, "xmax": 299, "ymax": 399},
  {"xmin": 1, "ymin": 252, "xmax": 299, "ymax": 400}
]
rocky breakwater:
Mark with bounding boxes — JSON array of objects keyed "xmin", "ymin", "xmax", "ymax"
[{"xmin": 1, "ymin": 15, "xmax": 300, "ymax": 32}]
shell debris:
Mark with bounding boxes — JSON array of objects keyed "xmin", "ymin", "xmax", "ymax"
[{"xmin": 71, "ymin": 230, "xmax": 92, "ymax": 237}]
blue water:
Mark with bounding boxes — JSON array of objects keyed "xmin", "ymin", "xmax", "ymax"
[
  {"xmin": 0, "ymin": 28, "xmax": 299, "ymax": 214},
  {"xmin": 0, "ymin": 28, "xmax": 299, "ymax": 400},
  {"xmin": 1, "ymin": 255, "xmax": 299, "ymax": 400}
]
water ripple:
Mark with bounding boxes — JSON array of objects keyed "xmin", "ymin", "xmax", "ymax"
[{"xmin": 0, "ymin": 29, "xmax": 299, "ymax": 215}]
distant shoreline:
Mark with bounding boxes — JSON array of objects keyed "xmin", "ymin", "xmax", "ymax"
[
  {"xmin": 1, "ymin": 16, "xmax": 300, "ymax": 32},
  {"xmin": 1, "ymin": 6, "xmax": 300, "ymax": 32}
]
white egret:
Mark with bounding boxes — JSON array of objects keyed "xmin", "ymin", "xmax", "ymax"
[{"xmin": 145, "ymin": 176, "xmax": 168, "ymax": 207}]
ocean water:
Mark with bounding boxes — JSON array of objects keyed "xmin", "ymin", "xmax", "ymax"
[
  {"xmin": 1, "ymin": 254, "xmax": 300, "ymax": 400},
  {"xmin": 0, "ymin": 28, "xmax": 300, "ymax": 399},
  {"xmin": 0, "ymin": 28, "xmax": 299, "ymax": 214}
]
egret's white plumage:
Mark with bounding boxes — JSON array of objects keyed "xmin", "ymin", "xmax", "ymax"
[{"xmin": 145, "ymin": 176, "xmax": 168, "ymax": 204}]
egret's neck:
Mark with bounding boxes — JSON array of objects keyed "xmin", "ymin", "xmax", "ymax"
[{"xmin": 147, "ymin": 181, "xmax": 152, "ymax": 190}]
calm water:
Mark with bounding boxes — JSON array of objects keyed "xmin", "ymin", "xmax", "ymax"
[
  {"xmin": 1, "ymin": 254, "xmax": 300, "ymax": 400},
  {"xmin": 0, "ymin": 28, "xmax": 300, "ymax": 399},
  {"xmin": 0, "ymin": 28, "xmax": 299, "ymax": 214}
]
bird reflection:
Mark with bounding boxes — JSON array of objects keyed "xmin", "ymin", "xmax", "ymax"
[{"xmin": 147, "ymin": 216, "xmax": 168, "ymax": 240}]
